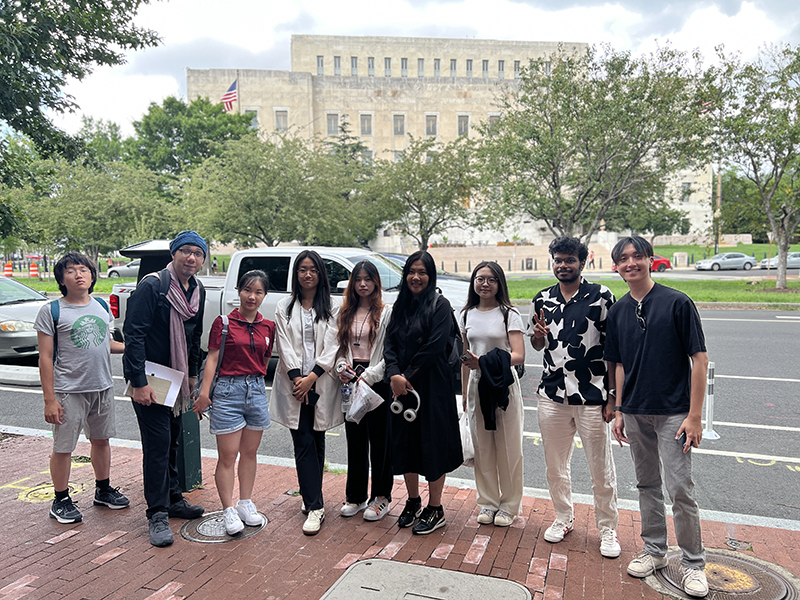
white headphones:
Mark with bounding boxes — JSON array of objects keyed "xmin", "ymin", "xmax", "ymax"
[{"xmin": 390, "ymin": 388, "xmax": 421, "ymax": 422}]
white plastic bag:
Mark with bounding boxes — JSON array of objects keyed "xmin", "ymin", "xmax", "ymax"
[
  {"xmin": 346, "ymin": 380, "xmax": 385, "ymax": 424},
  {"xmin": 459, "ymin": 411, "xmax": 475, "ymax": 467}
]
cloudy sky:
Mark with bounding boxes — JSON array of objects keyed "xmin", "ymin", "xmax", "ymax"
[{"xmin": 52, "ymin": 0, "xmax": 800, "ymax": 137}]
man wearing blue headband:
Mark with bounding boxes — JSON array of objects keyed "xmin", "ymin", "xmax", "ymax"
[{"xmin": 123, "ymin": 231, "xmax": 208, "ymax": 546}]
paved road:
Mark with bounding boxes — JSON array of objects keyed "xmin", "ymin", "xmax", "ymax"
[{"xmin": 2, "ymin": 308, "xmax": 799, "ymax": 522}]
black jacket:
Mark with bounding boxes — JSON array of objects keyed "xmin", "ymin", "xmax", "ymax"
[
  {"xmin": 122, "ymin": 272, "xmax": 205, "ymax": 388},
  {"xmin": 477, "ymin": 348, "xmax": 514, "ymax": 431}
]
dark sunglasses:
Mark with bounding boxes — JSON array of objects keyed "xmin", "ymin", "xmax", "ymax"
[{"xmin": 635, "ymin": 302, "xmax": 646, "ymax": 332}]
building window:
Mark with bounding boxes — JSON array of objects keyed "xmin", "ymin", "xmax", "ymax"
[
  {"xmin": 360, "ymin": 113, "xmax": 372, "ymax": 136},
  {"xmin": 488, "ymin": 115, "xmax": 500, "ymax": 134},
  {"xmin": 498, "ymin": 60, "xmax": 505, "ymax": 79},
  {"xmin": 385, "ymin": 57, "xmax": 391, "ymax": 77},
  {"xmin": 334, "ymin": 56, "xmax": 341, "ymax": 76},
  {"xmin": 351, "ymin": 56, "xmax": 358, "ymax": 76},
  {"xmin": 434, "ymin": 58, "xmax": 441, "ymax": 77},
  {"xmin": 327, "ymin": 114, "xmax": 339, "ymax": 136},
  {"xmin": 393, "ymin": 114, "xmax": 405, "ymax": 136},
  {"xmin": 426, "ymin": 114, "xmax": 437, "ymax": 136},
  {"xmin": 458, "ymin": 115, "xmax": 469, "ymax": 137},
  {"xmin": 401, "ymin": 58, "xmax": 408, "ymax": 77},
  {"xmin": 368, "ymin": 57, "xmax": 375, "ymax": 77},
  {"xmin": 681, "ymin": 182, "xmax": 692, "ymax": 202},
  {"xmin": 275, "ymin": 110, "xmax": 288, "ymax": 132},
  {"xmin": 426, "ymin": 150, "xmax": 437, "ymax": 163},
  {"xmin": 545, "ymin": 61, "xmax": 551, "ymax": 76},
  {"xmin": 418, "ymin": 58, "xmax": 424, "ymax": 77},
  {"xmin": 482, "ymin": 59, "xmax": 489, "ymax": 78},
  {"xmin": 450, "ymin": 59, "xmax": 457, "ymax": 77},
  {"xmin": 514, "ymin": 60, "xmax": 520, "ymax": 79},
  {"xmin": 466, "ymin": 59, "xmax": 473, "ymax": 77},
  {"xmin": 317, "ymin": 55, "xmax": 324, "ymax": 76},
  {"xmin": 393, "ymin": 151, "xmax": 402, "ymax": 163},
  {"xmin": 245, "ymin": 109, "xmax": 258, "ymax": 130},
  {"xmin": 362, "ymin": 150, "xmax": 373, "ymax": 164}
]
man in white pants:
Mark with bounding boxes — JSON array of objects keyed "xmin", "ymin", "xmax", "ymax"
[{"xmin": 530, "ymin": 237, "xmax": 620, "ymax": 558}]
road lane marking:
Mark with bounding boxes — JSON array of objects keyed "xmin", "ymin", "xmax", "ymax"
[
  {"xmin": 717, "ymin": 375, "xmax": 800, "ymax": 383},
  {"xmin": 701, "ymin": 318, "xmax": 800, "ymax": 323}
]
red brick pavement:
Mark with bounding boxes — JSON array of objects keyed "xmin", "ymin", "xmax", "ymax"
[{"xmin": 0, "ymin": 434, "xmax": 798, "ymax": 599}]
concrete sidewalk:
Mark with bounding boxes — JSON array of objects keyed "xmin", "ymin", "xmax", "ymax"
[{"xmin": 1, "ymin": 433, "xmax": 798, "ymax": 600}]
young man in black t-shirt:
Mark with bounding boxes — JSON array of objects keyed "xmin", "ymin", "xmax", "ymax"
[{"xmin": 604, "ymin": 236, "xmax": 709, "ymax": 598}]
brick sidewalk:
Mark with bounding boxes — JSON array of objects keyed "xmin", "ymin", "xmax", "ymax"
[{"xmin": 1, "ymin": 434, "xmax": 798, "ymax": 599}]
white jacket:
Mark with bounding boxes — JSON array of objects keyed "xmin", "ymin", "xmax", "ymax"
[
  {"xmin": 335, "ymin": 304, "xmax": 392, "ymax": 387},
  {"xmin": 272, "ymin": 297, "xmax": 343, "ymax": 431}
]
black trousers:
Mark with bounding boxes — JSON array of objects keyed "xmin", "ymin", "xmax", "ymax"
[
  {"xmin": 132, "ymin": 400, "xmax": 183, "ymax": 519},
  {"xmin": 290, "ymin": 402, "xmax": 326, "ymax": 511},
  {"xmin": 344, "ymin": 380, "xmax": 393, "ymax": 504}
]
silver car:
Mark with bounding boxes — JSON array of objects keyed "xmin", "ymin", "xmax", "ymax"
[
  {"xmin": 760, "ymin": 252, "xmax": 800, "ymax": 269},
  {"xmin": 694, "ymin": 252, "xmax": 758, "ymax": 271},
  {"xmin": 107, "ymin": 259, "xmax": 140, "ymax": 278},
  {"xmin": 0, "ymin": 277, "xmax": 49, "ymax": 357}
]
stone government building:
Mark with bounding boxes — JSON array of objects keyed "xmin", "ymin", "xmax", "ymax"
[{"xmin": 186, "ymin": 35, "xmax": 712, "ymax": 258}]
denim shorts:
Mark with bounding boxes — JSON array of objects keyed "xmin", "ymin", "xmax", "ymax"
[{"xmin": 209, "ymin": 375, "xmax": 271, "ymax": 435}]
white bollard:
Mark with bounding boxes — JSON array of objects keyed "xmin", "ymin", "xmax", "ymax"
[{"xmin": 703, "ymin": 361, "xmax": 720, "ymax": 440}]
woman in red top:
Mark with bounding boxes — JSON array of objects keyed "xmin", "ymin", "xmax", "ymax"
[{"xmin": 193, "ymin": 270, "xmax": 275, "ymax": 535}]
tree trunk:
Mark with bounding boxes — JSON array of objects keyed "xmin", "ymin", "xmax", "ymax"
[{"xmin": 776, "ymin": 230, "xmax": 789, "ymax": 290}]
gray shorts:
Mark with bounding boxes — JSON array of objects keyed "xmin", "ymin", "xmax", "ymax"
[{"xmin": 52, "ymin": 388, "xmax": 116, "ymax": 454}]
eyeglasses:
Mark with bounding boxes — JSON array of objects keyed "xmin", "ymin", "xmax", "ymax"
[
  {"xmin": 177, "ymin": 248, "xmax": 204, "ymax": 259},
  {"xmin": 552, "ymin": 257, "xmax": 579, "ymax": 266},
  {"xmin": 298, "ymin": 268, "xmax": 319, "ymax": 275},
  {"xmin": 475, "ymin": 276, "xmax": 498, "ymax": 285},
  {"xmin": 635, "ymin": 302, "xmax": 646, "ymax": 331}
]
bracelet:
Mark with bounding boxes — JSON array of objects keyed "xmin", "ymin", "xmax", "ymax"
[{"xmin": 614, "ymin": 406, "xmax": 623, "ymax": 412}]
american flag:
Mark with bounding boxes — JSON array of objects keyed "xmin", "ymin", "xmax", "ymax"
[{"xmin": 220, "ymin": 80, "xmax": 238, "ymax": 112}]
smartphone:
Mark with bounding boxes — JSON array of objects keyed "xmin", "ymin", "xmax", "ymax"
[
  {"xmin": 460, "ymin": 352, "xmax": 471, "ymax": 362},
  {"xmin": 353, "ymin": 364, "xmax": 366, "ymax": 378},
  {"xmin": 306, "ymin": 390, "xmax": 320, "ymax": 406}
]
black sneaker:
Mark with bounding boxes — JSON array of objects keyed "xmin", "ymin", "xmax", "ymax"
[
  {"xmin": 94, "ymin": 487, "xmax": 130, "ymax": 510},
  {"xmin": 412, "ymin": 506, "xmax": 445, "ymax": 535},
  {"xmin": 49, "ymin": 497, "xmax": 82, "ymax": 524},
  {"xmin": 167, "ymin": 498, "xmax": 204, "ymax": 519},
  {"xmin": 149, "ymin": 511, "xmax": 173, "ymax": 547},
  {"xmin": 397, "ymin": 497, "xmax": 423, "ymax": 528}
]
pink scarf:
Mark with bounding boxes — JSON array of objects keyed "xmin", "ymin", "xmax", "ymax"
[{"xmin": 165, "ymin": 262, "xmax": 200, "ymax": 415}]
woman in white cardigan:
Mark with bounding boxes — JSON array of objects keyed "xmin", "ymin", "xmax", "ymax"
[
  {"xmin": 334, "ymin": 261, "xmax": 394, "ymax": 522},
  {"xmin": 272, "ymin": 250, "xmax": 341, "ymax": 536}
]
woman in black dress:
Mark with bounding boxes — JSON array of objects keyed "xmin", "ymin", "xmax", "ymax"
[{"xmin": 383, "ymin": 250, "xmax": 463, "ymax": 535}]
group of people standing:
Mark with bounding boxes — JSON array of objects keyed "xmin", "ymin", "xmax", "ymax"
[{"xmin": 36, "ymin": 230, "xmax": 709, "ymax": 597}]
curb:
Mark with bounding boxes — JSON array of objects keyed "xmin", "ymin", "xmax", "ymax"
[{"xmin": 0, "ymin": 365, "xmax": 40, "ymax": 387}]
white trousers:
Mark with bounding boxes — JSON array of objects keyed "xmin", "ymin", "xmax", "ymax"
[
  {"xmin": 467, "ymin": 371, "xmax": 525, "ymax": 516},
  {"xmin": 537, "ymin": 397, "xmax": 618, "ymax": 530}
]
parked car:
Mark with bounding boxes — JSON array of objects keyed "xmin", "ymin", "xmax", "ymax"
[
  {"xmin": 760, "ymin": 252, "xmax": 800, "ymax": 269},
  {"xmin": 382, "ymin": 253, "xmax": 470, "ymax": 281},
  {"xmin": 107, "ymin": 259, "xmax": 140, "ymax": 278},
  {"xmin": 0, "ymin": 277, "xmax": 49, "ymax": 357},
  {"xmin": 110, "ymin": 247, "xmax": 470, "ymax": 350},
  {"xmin": 694, "ymin": 252, "xmax": 758, "ymax": 271},
  {"xmin": 612, "ymin": 254, "xmax": 672, "ymax": 273}
]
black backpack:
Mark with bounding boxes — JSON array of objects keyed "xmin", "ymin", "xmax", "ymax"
[{"xmin": 436, "ymin": 292, "xmax": 463, "ymax": 381}]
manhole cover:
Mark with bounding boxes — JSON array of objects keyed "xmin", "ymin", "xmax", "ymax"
[
  {"xmin": 650, "ymin": 548, "xmax": 800, "ymax": 600},
  {"xmin": 321, "ymin": 559, "xmax": 531, "ymax": 599},
  {"xmin": 180, "ymin": 510, "xmax": 267, "ymax": 543},
  {"xmin": 18, "ymin": 482, "xmax": 84, "ymax": 504}
]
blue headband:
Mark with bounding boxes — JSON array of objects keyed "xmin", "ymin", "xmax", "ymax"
[{"xmin": 170, "ymin": 231, "xmax": 207, "ymax": 257}]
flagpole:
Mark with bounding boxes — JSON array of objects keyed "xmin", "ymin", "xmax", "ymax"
[{"xmin": 237, "ymin": 69, "xmax": 241, "ymax": 114}]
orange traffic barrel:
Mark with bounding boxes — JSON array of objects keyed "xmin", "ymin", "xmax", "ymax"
[
  {"xmin": 4, "ymin": 262, "xmax": 12, "ymax": 277},
  {"xmin": 29, "ymin": 262, "xmax": 39, "ymax": 278}
]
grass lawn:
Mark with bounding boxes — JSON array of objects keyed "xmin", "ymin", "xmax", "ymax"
[{"xmin": 507, "ymin": 278, "xmax": 800, "ymax": 305}]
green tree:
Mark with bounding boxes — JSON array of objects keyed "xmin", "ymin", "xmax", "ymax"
[
  {"xmin": 79, "ymin": 117, "xmax": 125, "ymax": 164},
  {"xmin": 719, "ymin": 170, "xmax": 772, "ymax": 243},
  {"xmin": 125, "ymin": 96, "xmax": 253, "ymax": 176},
  {"xmin": 371, "ymin": 136, "xmax": 477, "ymax": 250},
  {"xmin": 0, "ymin": 0, "xmax": 160, "ymax": 185},
  {"xmin": 479, "ymin": 44, "xmax": 713, "ymax": 242},
  {"xmin": 604, "ymin": 194, "xmax": 692, "ymax": 244},
  {"xmin": 715, "ymin": 44, "xmax": 800, "ymax": 288}
]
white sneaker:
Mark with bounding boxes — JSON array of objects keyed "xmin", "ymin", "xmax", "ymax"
[
  {"xmin": 477, "ymin": 508, "xmax": 496, "ymax": 525},
  {"xmin": 682, "ymin": 567, "xmax": 709, "ymax": 597},
  {"xmin": 303, "ymin": 508, "xmax": 325, "ymax": 535},
  {"xmin": 236, "ymin": 499, "xmax": 265, "ymax": 527},
  {"xmin": 599, "ymin": 527, "xmax": 621, "ymax": 558},
  {"xmin": 544, "ymin": 518, "xmax": 574, "ymax": 543},
  {"xmin": 340, "ymin": 500, "xmax": 368, "ymax": 517},
  {"xmin": 223, "ymin": 506, "xmax": 244, "ymax": 535},
  {"xmin": 363, "ymin": 497, "xmax": 391, "ymax": 521},
  {"xmin": 627, "ymin": 551, "xmax": 668, "ymax": 577},
  {"xmin": 494, "ymin": 510, "xmax": 515, "ymax": 527}
]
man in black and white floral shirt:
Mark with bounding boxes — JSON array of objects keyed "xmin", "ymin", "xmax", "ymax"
[{"xmin": 530, "ymin": 237, "xmax": 620, "ymax": 558}]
